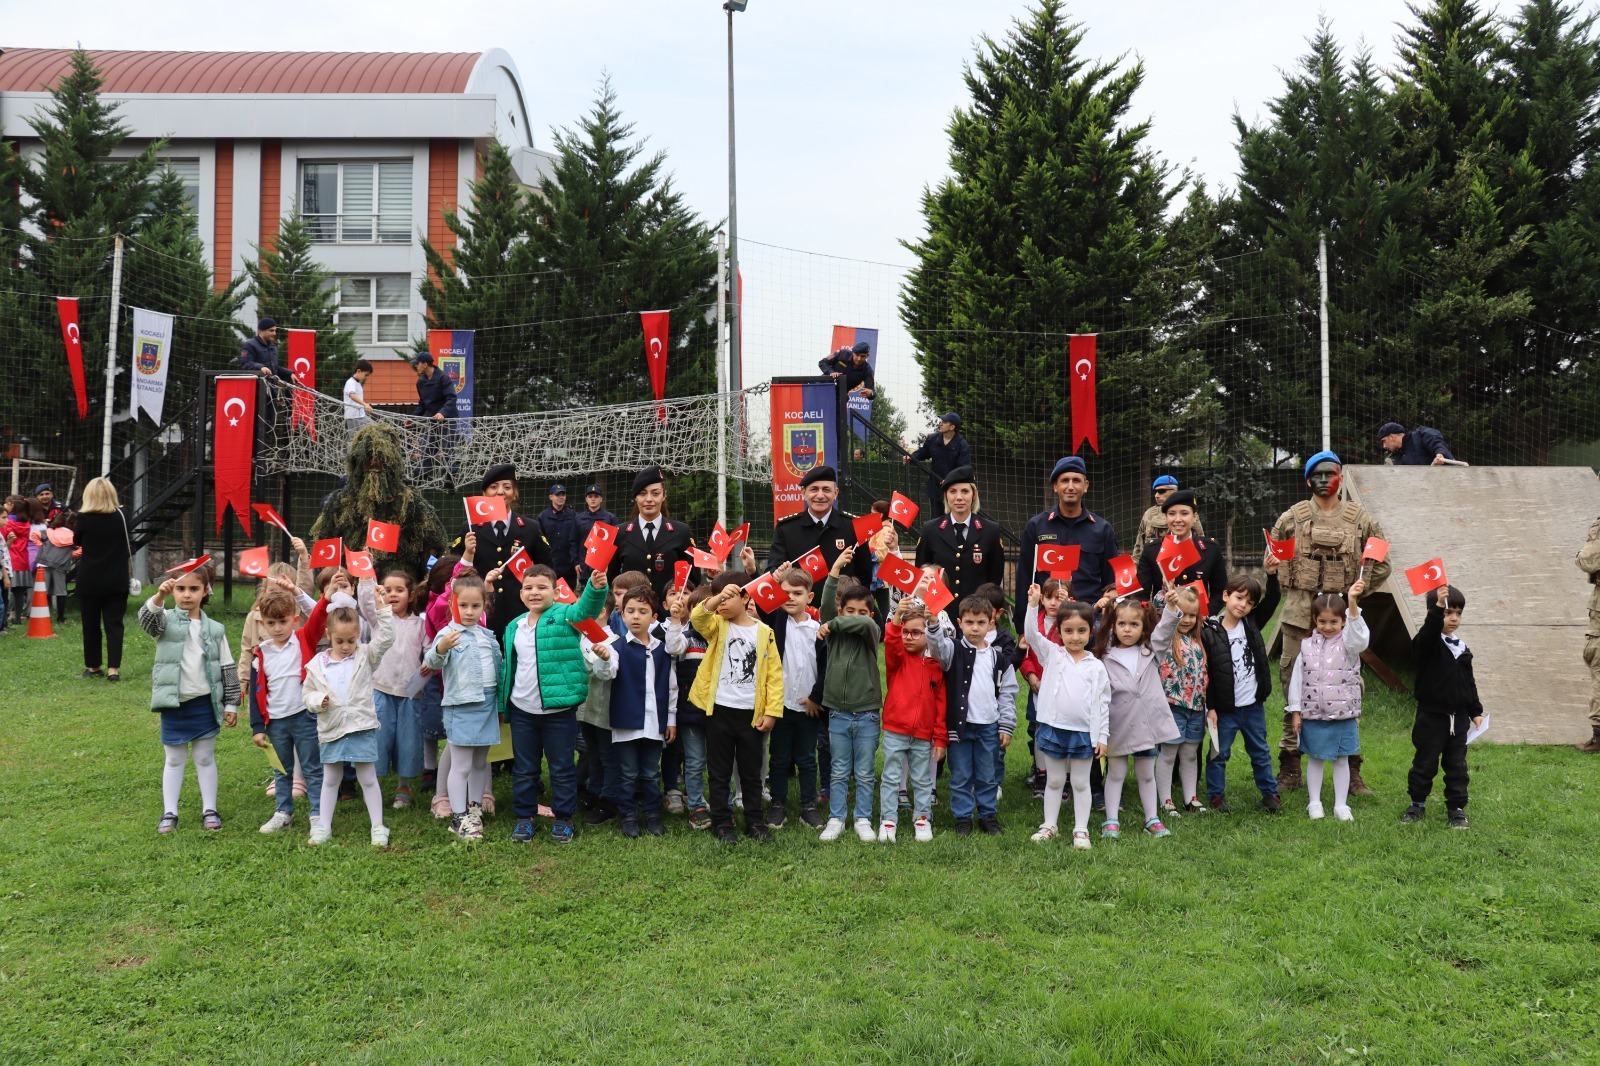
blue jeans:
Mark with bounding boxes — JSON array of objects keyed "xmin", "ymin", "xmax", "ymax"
[
  {"xmin": 510, "ymin": 705, "xmax": 579, "ymax": 820},
  {"xmin": 947, "ymin": 721, "xmax": 1000, "ymax": 819},
  {"xmin": 579, "ymin": 722, "xmax": 618, "ymax": 807},
  {"xmin": 614, "ymin": 738, "xmax": 666, "ymax": 822},
  {"xmin": 373, "ymin": 691, "xmax": 423, "ymax": 779},
  {"xmin": 1205, "ymin": 701, "xmax": 1279, "ymax": 799},
  {"xmin": 768, "ymin": 708, "xmax": 822, "ymax": 810},
  {"xmin": 266, "ymin": 712, "xmax": 323, "ymax": 817},
  {"xmin": 879, "ymin": 730, "xmax": 934, "ymax": 821},
  {"xmin": 680, "ymin": 723, "xmax": 708, "ymax": 811},
  {"xmin": 828, "ymin": 710, "xmax": 881, "ymax": 822}
]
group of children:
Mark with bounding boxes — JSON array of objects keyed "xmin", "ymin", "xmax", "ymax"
[
  {"xmin": 4, "ymin": 491, "xmax": 75, "ymax": 630},
  {"xmin": 137, "ymin": 526, "xmax": 1486, "ymax": 845}
]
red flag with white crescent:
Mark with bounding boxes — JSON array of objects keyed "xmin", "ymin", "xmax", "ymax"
[
  {"xmin": 213, "ymin": 377, "xmax": 256, "ymax": 534},
  {"xmin": 1109, "ymin": 554, "xmax": 1140, "ymax": 598},
  {"xmin": 1034, "ymin": 543, "xmax": 1081, "ymax": 577},
  {"xmin": 888, "ymin": 492, "xmax": 920, "ymax": 529},
  {"xmin": 238, "ymin": 546, "xmax": 270, "ymax": 578},
  {"xmin": 366, "ymin": 519, "xmax": 400, "ymax": 553},
  {"xmin": 286, "ymin": 329, "xmax": 317, "ymax": 440},
  {"xmin": 1405, "ymin": 558, "xmax": 1448, "ymax": 596},
  {"xmin": 464, "ymin": 495, "xmax": 509, "ymax": 525},
  {"xmin": 641, "ymin": 310, "xmax": 670, "ymax": 423},
  {"xmin": 1156, "ymin": 535, "xmax": 1202, "ymax": 580},
  {"xmin": 1069, "ymin": 334, "xmax": 1098, "ymax": 454},
  {"xmin": 56, "ymin": 297, "xmax": 90, "ymax": 420}
]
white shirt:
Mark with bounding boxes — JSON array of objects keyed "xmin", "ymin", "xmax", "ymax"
[
  {"xmin": 1226, "ymin": 622, "xmax": 1257, "ymax": 707},
  {"xmin": 717, "ymin": 622, "xmax": 759, "ymax": 710},
  {"xmin": 607, "ymin": 630, "xmax": 678, "ymax": 743},
  {"xmin": 475, "ymin": 630, "xmax": 498, "ymax": 694},
  {"xmin": 639, "ymin": 519, "xmax": 658, "ymax": 540},
  {"xmin": 963, "ymin": 632, "xmax": 1001, "ymax": 725},
  {"xmin": 320, "ymin": 653, "xmax": 357, "ymax": 705},
  {"xmin": 1443, "ymin": 633, "xmax": 1468, "ymax": 659},
  {"xmin": 342, "ymin": 376, "xmax": 366, "ymax": 419},
  {"xmin": 511, "ymin": 620, "xmax": 545, "ymax": 713},
  {"xmin": 260, "ymin": 636, "xmax": 307, "ymax": 720},
  {"xmin": 781, "ymin": 614, "xmax": 820, "ymax": 711},
  {"xmin": 179, "ymin": 619, "xmax": 210, "ymax": 701},
  {"xmin": 1106, "ymin": 644, "xmax": 1148, "ymax": 679}
]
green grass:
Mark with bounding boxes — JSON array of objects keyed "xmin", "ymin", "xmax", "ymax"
[{"xmin": 3, "ymin": 601, "xmax": 1599, "ymax": 1064}]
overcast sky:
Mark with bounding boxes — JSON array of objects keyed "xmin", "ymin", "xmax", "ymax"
[{"xmin": 10, "ymin": 0, "xmax": 1524, "ymax": 422}]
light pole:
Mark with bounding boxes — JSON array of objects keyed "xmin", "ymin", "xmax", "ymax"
[{"xmin": 725, "ymin": 0, "xmax": 747, "ymax": 516}]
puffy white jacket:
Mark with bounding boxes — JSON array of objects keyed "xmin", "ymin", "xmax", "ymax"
[{"xmin": 303, "ymin": 602, "xmax": 396, "ymax": 744}]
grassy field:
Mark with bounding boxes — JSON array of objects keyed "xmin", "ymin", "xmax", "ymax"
[{"xmin": 2, "ymin": 601, "xmax": 1598, "ymax": 1065}]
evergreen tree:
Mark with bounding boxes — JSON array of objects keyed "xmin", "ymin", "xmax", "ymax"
[{"xmin": 240, "ymin": 212, "xmax": 359, "ymax": 387}]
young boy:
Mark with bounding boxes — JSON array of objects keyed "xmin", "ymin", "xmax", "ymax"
[
  {"xmin": 935, "ymin": 594, "xmax": 1018, "ymax": 835},
  {"xmin": 760, "ymin": 560, "xmax": 827, "ymax": 830},
  {"xmin": 578, "ymin": 570, "xmax": 651, "ymax": 827},
  {"xmin": 248, "ymin": 577, "xmax": 332, "ymax": 835},
  {"xmin": 975, "ymin": 582, "xmax": 1024, "ymax": 798},
  {"xmin": 879, "ymin": 592, "xmax": 951, "ymax": 842},
  {"xmin": 689, "ymin": 571, "xmax": 785, "ymax": 844},
  {"xmin": 1199, "ymin": 562, "xmax": 1284, "ymax": 813},
  {"xmin": 817, "ymin": 547, "xmax": 883, "ymax": 842},
  {"xmin": 676, "ymin": 585, "xmax": 714, "ymax": 828},
  {"xmin": 1402, "ymin": 584, "xmax": 1483, "ymax": 829},
  {"xmin": 497, "ymin": 561, "xmax": 610, "ymax": 844},
  {"xmin": 343, "ymin": 359, "xmax": 375, "ymax": 435}
]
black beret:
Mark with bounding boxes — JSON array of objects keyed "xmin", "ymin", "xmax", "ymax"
[
  {"xmin": 1378, "ymin": 421, "xmax": 1405, "ymax": 438},
  {"xmin": 481, "ymin": 464, "xmax": 516, "ymax": 492},
  {"xmin": 851, "ymin": 341, "xmax": 870, "ymax": 354},
  {"xmin": 1161, "ymin": 489, "xmax": 1198, "ymax": 513},
  {"xmin": 941, "ymin": 465, "xmax": 975, "ymax": 493},
  {"xmin": 632, "ymin": 465, "xmax": 664, "ymax": 496},
  {"xmin": 799, "ymin": 465, "xmax": 837, "ymax": 488}
]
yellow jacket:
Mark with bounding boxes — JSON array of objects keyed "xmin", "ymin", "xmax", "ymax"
[{"xmin": 689, "ymin": 601, "xmax": 785, "ymax": 726}]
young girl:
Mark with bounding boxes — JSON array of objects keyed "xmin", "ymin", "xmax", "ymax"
[
  {"xmin": 1023, "ymin": 589, "xmax": 1108, "ymax": 849},
  {"xmin": 138, "ymin": 563, "xmax": 240, "ymax": 833},
  {"xmin": 421, "ymin": 553, "xmax": 460, "ymax": 816},
  {"xmin": 4, "ymin": 496, "xmax": 32, "ymax": 626},
  {"xmin": 36, "ymin": 509, "xmax": 76, "ymax": 625},
  {"xmin": 1093, "ymin": 593, "xmax": 1182, "ymax": 839},
  {"xmin": 423, "ymin": 571, "xmax": 502, "ymax": 840},
  {"xmin": 361, "ymin": 569, "xmax": 427, "ymax": 809},
  {"xmin": 1018, "ymin": 578, "xmax": 1068, "ymax": 796},
  {"xmin": 1286, "ymin": 579, "xmax": 1369, "ymax": 821},
  {"xmin": 1156, "ymin": 585, "xmax": 1209, "ymax": 816},
  {"xmin": 303, "ymin": 587, "xmax": 396, "ymax": 845},
  {"xmin": 315, "ymin": 565, "xmax": 370, "ymax": 643}
]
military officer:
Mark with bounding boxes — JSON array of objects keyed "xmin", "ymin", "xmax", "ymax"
[
  {"xmin": 1267, "ymin": 450, "xmax": 1390, "ymax": 792},
  {"xmin": 914, "ymin": 466, "xmax": 1004, "ymax": 620},
  {"xmin": 1013, "ymin": 455, "xmax": 1119, "ymax": 632},
  {"xmin": 1135, "ymin": 489, "xmax": 1226, "ymax": 608},
  {"xmin": 1575, "ymin": 516, "xmax": 1600, "ymax": 753},
  {"xmin": 453, "ymin": 463, "xmax": 551, "ymax": 638},
  {"xmin": 765, "ymin": 466, "xmax": 875, "ymax": 590},
  {"xmin": 608, "ymin": 465, "xmax": 697, "ymax": 600},
  {"xmin": 1131, "ymin": 476, "xmax": 1205, "ymax": 560}
]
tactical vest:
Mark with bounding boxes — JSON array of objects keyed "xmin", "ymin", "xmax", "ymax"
[
  {"xmin": 1284, "ymin": 499, "xmax": 1363, "ymax": 594},
  {"xmin": 1298, "ymin": 631, "xmax": 1362, "ymax": 721}
]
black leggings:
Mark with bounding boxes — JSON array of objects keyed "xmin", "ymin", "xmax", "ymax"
[{"xmin": 79, "ymin": 588, "xmax": 129, "ymax": 671}]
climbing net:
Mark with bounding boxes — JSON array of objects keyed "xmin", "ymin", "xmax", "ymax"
[{"xmin": 260, "ymin": 382, "xmax": 773, "ymax": 489}]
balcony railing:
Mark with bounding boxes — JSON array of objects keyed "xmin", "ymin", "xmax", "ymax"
[{"xmin": 304, "ymin": 213, "xmax": 411, "ymax": 245}]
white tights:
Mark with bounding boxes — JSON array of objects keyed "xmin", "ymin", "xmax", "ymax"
[
  {"xmin": 1040, "ymin": 755, "xmax": 1095, "ymax": 833},
  {"xmin": 1104, "ymin": 756, "xmax": 1158, "ymax": 826},
  {"xmin": 447, "ymin": 743, "xmax": 489, "ymax": 814},
  {"xmin": 1156, "ymin": 742, "xmax": 1200, "ymax": 806},
  {"xmin": 321, "ymin": 762, "xmax": 384, "ymax": 831},
  {"xmin": 1305, "ymin": 756, "xmax": 1350, "ymax": 809},
  {"xmin": 162, "ymin": 739, "xmax": 218, "ymax": 815}
]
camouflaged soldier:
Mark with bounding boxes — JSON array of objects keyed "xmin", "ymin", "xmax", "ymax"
[
  {"xmin": 1131, "ymin": 476, "xmax": 1204, "ymax": 560},
  {"xmin": 1576, "ymin": 517, "xmax": 1600, "ymax": 753},
  {"xmin": 1267, "ymin": 451, "xmax": 1390, "ymax": 792}
]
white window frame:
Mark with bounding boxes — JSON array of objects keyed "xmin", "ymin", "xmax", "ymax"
[
  {"xmin": 157, "ymin": 157, "xmax": 202, "ymax": 214},
  {"xmin": 334, "ymin": 274, "xmax": 413, "ymax": 347},
  {"xmin": 300, "ymin": 160, "xmax": 412, "ymax": 246}
]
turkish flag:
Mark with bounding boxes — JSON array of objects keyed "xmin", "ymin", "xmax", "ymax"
[
  {"xmin": 464, "ymin": 495, "xmax": 509, "ymax": 525},
  {"xmin": 505, "ymin": 546, "xmax": 533, "ymax": 583},
  {"xmin": 1362, "ymin": 537, "xmax": 1390, "ymax": 562},
  {"xmin": 585, "ymin": 521, "xmax": 618, "ymax": 571},
  {"xmin": 1184, "ymin": 579, "xmax": 1210, "ymax": 618},
  {"xmin": 743, "ymin": 572, "xmax": 788, "ymax": 614},
  {"xmin": 238, "ymin": 545, "xmax": 270, "ymax": 578},
  {"xmin": 554, "ymin": 578, "xmax": 579, "ymax": 604},
  {"xmin": 164, "ymin": 554, "xmax": 212, "ymax": 575},
  {"xmin": 1263, "ymin": 529, "xmax": 1296, "ymax": 561},
  {"xmin": 310, "ymin": 538, "xmax": 342, "ymax": 568},
  {"xmin": 1156, "ymin": 536, "xmax": 1202, "ymax": 581},
  {"xmin": 794, "ymin": 547, "xmax": 829, "ymax": 582},
  {"xmin": 728, "ymin": 522, "xmax": 749, "ymax": 547},
  {"xmin": 286, "ymin": 329, "xmax": 317, "ymax": 441},
  {"xmin": 213, "ymin": 376, "xmax": 257, "ymax": 534},
  {"xmin": 708, "ymin": 521, "xmax": 734, "ymax": 563},
  {"xmin": 877, "ymin": 553, "xmax": 922, "ymax": 596},
  {"xmin": 641, "ymin": 310, "xmax": 670, "ymax": 422},
  {"xmin": 889, "ymin": 492, "xmax": 920, "ymax": 529},
  {"xmin": 585, "ymin": 521, "xmax": 617, "ymax": 550},
  {"xmin": 56, "ymin": 297, "xmax": 89, "ymax": 420},
  {"xmin": 572, "ymin": 616, "xmax": 616, "ymax": 646},
  {"xmin": 366, "ymin": 519, "xmax": 400, "ymax": 553},
  {"xmin": 1034, "ymin": 543, "xmax": 1081, "ymax": 577},
  {"xmin": 1069, "ymin": 334, "xmax": 1098, "ymax": 454},
  {"xmin": 1109, "ymin": 554, "xmax": 1141, "ymax": 598},
  {"xmin": 450, "ymin": 589, "xmax": 463, "ymax": 626},
  {"xmin": 674, "ymin": 560, "xmax": 691, "ymax": 593},
  {"xmin": 853, "ymin": 512, "xmax": 884, "ymax": 545},
  {"xmin": 688, "ymin": 546, "xmax": 723, "ymax": 570},
  {"xmin": 1405, "ymin": 558, "xmax": 1448, "ymax": 596},
  {"xmin": 252, "ymin": 503, "xmax": 292, "ymax": 538},
  {"xmin": 344, "ymin": 548, "xmax": 376, "ymax": 579},
  {"xmin": 922, "ymin": 575, "xmax": 956, "ymax": 616}
]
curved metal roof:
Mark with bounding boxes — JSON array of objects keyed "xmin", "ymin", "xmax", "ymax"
[{"xmin": 0, "ymin": 48, "xmax": 482, "ymax": 95}]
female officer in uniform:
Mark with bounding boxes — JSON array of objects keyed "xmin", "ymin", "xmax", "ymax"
[
  {"xmin": 913, "ymin": 466, "xmax": 1005, "ymax": 621},
  {"xmin": 607, "ymin": 465, "xmax": 696, "ymax": 599}
]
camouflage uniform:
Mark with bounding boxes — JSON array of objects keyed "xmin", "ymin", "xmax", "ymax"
[
  {"xmin": 1575, "ymin": 518, "xmax": 1600, "ymax": 751},
  {"xmin": 1131, "ymin": 505, "xmax": 1203, "ymax": 561}
]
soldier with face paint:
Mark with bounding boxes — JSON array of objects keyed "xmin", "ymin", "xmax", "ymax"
[{"xmin": 1266, "ymin": 450, "xmax": 1390, "ymax": 794}]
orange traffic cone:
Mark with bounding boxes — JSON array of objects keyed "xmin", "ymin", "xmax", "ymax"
[{"xmin": 27, "ymin": 566, "xmax": 55, "ymax": 639}]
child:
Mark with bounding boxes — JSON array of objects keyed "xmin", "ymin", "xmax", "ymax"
[
  {"xmin": 1018, "ymin": 577, "xmax": 1069, "ymax": 796},
  {"xmin": 1155, "ymin": 584, "xmax": 1210, "ymax": 817},
  {"xmin": 587, "ymin": 584, "xmax": 680, "ymax": 838},
  {"xmin": 975, "ymin": 582, "xmax": 1025, "ymax": 797},
  {"xmin": 578, "ymin": 570, "xmax": 651, "ymax": 827},
  {"xmin": 689, "ymin": 571, "xmax": 785, "ymax": 844},
  {"xmin": 360, "ymin": 569, "xmax": 428, "ymax": 809},
  {"xmin": 303, "ymin": 590, "xmax": 396, "ymax": 844},
  {"xmin": 1200, "ymin": 563, "xmax": 1284, "ymax": 813},
  {"xmin": 879, "ymin": 592, "xmax": 951, "ymax": 842},
  {"xmin": 1093, "ymin": 593, "xmax": 1182, "ymax": 839},
  {"xmin": 423, "ymin": 571, "xmax": 502, "ymax": 840},
  {"xmin": 760, "ymin": 558, "xmax": 826, "ymax": 831},
  {"xmin": 817, "ymin": 548, "xmax": 884, "ymax": 842},
  {"xmin": 36, "ymin": 509, "xmax": 76, "ymax": 624},
  {"xmin": 676, "ymin": 584, "xmax": 714, "ymax": 829},
  {"xmin": 137, "ymin": 563, "xmax": 240, "ymax": 833},
  {"xmin": 934, "ymin": 593, "xmax": 1019, "ymax": 836},
  {"xmin": 1285, "ymin": 580, "xmax": 1369, "ymax": 821},
  {"xmin": 247, "ymin": 577, "xmax": 331, "ymax": 834},
  {"xmin": 499, "ymin": 562, "xmax": 610, "ymax": 844},
  {"xmin": 315, "ymin": 565, "xmax": 370, "ymax": 643},
  {"xmin": 1402, "ymin": 585, "xmax": 1483, "ymax": 829},
  {"xmin": 1024, "ymin": 591, "xmax": 1109, "ymax": 848},
  {"xmin": 237, "ymin": 539, "xmax": 314, "ymax": 799},
  {"xmin": 344, "ymin": 358, "xmax": 375, "ymax": 435},
  {"xmin": 420, "ymin": 553, "xmax": 460, "ymax": 815},
  {"xmin": 424, "ymin": 541, "xmax": 494, "ymax": 815},
  {"xmin": 4, "ymin": 497, "xmax": 32, "ymax": 626}
]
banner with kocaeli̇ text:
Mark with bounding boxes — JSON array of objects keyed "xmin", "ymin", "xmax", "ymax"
[
  {"xmin": 769, "ymin": 380, "xmax": 838, "ymax": 522},
  {"xmin": 428, "ymin": 329, "xmax": 474, "ymax": 439},
  {"xmin": 132, "ymin": 307, "xmax": 174, "ymax": 425}
]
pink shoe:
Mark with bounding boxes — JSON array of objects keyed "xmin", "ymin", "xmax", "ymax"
[
  {"xmin": 291, "ymin": 778, "xmax": 307, "ymax": 799},
  {"xmin": 481, "ymin": 790, "xmax": 496, "ymax": 816},
  {"xmin": 431, "ymin": 794, "xmax": 453, "ymax": 819},
  {"xmin": 265, "ymin": 779, "xmax": 277, "ymax": 797}
]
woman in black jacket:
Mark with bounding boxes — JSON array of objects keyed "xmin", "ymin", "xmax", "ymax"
[{"xmin": 72, "ymin": 477, "xmax": 132, "ymax": 681}]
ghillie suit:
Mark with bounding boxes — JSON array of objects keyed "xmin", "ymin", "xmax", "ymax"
[{"xmin": 310, "ymin": 423, "xmax": 447, "ymax": 580}]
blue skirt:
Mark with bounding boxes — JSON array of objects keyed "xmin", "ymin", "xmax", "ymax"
[
  {"xmin": 1035, "ymin": 722, "xmax": 1096, "ymax": 760},
  {"xmin": 160, "ymin": 696, "xmax": 219, "ymax": 745},
  {"xmin": 1300, "ymin": 717, "xmax": 1361, "ymax": 760},
  {"xmin": 1169, "ymin": 704, "xmax": 1207, "ymax": 744},
  {"xmin": 443, "ymin": 694, "xmax": 500, "ymax": 747},
  {"xmin": 319, "ymin": 727, "xmax": 380, "ymax": 765}
]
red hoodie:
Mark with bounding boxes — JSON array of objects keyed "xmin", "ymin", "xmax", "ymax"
[{"xmin": 882, "ymin": 620, "xmax": 948, "ymax": 747}]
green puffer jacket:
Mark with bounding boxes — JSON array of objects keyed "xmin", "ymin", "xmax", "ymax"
[{"xmin": 498, "ymin": 577, "xmax": 609, "ymax": 712}]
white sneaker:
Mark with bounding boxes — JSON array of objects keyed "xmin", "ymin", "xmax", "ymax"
[
  {"xmin": 259, "ymin": 811, "xmax": 292, "ymax": 835},
  {"xmin": 1333, "ymin": 805, "xmax": 1354, "ymax": 822},
  {"xmin": 665, "ymin": 789, "xmax": 686, "ymax": 815},
  {"xmin": 854, "ymin": 818, "xmax": 875, "ymax": 842},
  {"xmin": 996, "ymin": 785, "xmax": 1003, "ymax": 801},
  {"xmin": 913, "ymin": 817, "xmax": 933, "ymax": 842},
  {"xmin": 371, "ymin": 824, "xmax": 390, "ymax": 847},
  {"xmin": 1307, "ymin": 800, "xmax": 1325, "ymax": 820},
  {"xmin": 878, "ymin": 820, "xmax": 897, "ymax": 843},
  {"xmin": 309, "ymin": 824, "xmax": 332, "ymax": 845},
  {"xmin": 1071, "ymin": 830, "xmax": 1092, "ymax": 850},
  {"xmin": 819, "ymin": 818, "xmax": 846, "ymax": 841},
  {"xmin": 1030, "ymin": 824, "xmax": 1059, "ymax": 842}
]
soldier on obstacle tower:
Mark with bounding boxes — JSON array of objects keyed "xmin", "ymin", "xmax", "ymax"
[
  {"xmin": 1575, "ymin": 517, "xmax": 1600, "ymax": 753},
  {"xmin": 1267, "ymin": 451, "xmax": 1389, "ymax": 793}
]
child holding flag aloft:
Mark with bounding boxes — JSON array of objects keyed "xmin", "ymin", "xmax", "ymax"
[
  {"xmin": 1024, "ymin": 587, "xmax": 1107, "ymax": 848},
  {"xmin": 423, "ymin": 571, "xmax": 502, "ymax": 840},
  {"xmin": 1285, "ymin": 579, "xmax": 1369, "ymax": 821},
  {"xmin": 1402, "ymin": 584, "xmax": 1483, "ymax": 829}
]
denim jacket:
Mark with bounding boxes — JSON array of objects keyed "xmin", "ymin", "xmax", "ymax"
[{"xmin": 425, "ymin": 623, "xmax": 503, "ymax": 706}]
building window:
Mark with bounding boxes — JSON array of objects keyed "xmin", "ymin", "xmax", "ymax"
[
  {"xmin": 157, "ymin": 158, "xmax": 201, "ymax": 213},
  {"xmin": 335, "ymin": 275, "xmax": 411, "ymax": 345},
  {"xmin": 301, "ymin": 161, "xmax": 412, "ymax": 244}
]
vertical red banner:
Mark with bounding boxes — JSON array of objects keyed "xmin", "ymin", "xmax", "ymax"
[
  {"xmin": 1069, "ymin": 333, "xmax": 1099, "ymax": 454},
  {"xmin": 214, "ymin": 376, "xmax": 257, "ymax": 534},
  {"xmin": 56, "ymin": 297, "xmax": 89, "ymax": 420},
  {"xmin": 641, "ymin": 310, "xmax": 670, "ymax": 422},
  {"xmin": 286, "ymin": 328, "xmax": 317, "ymax": 440}
]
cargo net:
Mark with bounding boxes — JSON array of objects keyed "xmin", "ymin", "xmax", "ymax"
[{"xmin": 260, "ymin": 381, "xmax": 773, "ymax": 489}]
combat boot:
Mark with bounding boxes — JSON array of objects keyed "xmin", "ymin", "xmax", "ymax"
[
  {"xmin": 1276, "ymin": 750, "xmax": 1303, "ymax": 791},
  {"xmin": 1347, "ymin": 754, "xmax": 1375, "ymax": 795},
  {"xmin": 1579, "ymin": 726, "xmax": 1600, "ymax": 754}
]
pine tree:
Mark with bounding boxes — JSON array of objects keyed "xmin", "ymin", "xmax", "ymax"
[{"xmin": 241, "ymin": 212, "xmax": 359, "ymax": 386}]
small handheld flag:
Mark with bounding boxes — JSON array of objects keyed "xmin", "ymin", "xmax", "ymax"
[
  {"xmin": 164, "ymin": 554, "xmax": 213, "ymax": 575},
  {"xmin": 505, "ymin": 547, "xmax": 533, "ymax": 583},
  {"xmin": 344, "ymin": 549, "xmax": 376, "ymax": 579},
  {"xmin": 1405, "ymin": 558, "xmax": 1448, "ymax": 596},
  {"xmin": 674, "ymin": 561, "xmax": 691, "ymax": 593},
  {"xmin": 251, "ymin": 503, "xmax": 292, "ymax": 537},
  {"xmin": 238, "ymin": 546, "xmax": 270, "ymax": 577},
  {"xmin": 1109, "ymin": 554, "xmax": 1140, "ymax": 599},
  {"xmin": 921, "ymin": 575, "xmax": 956, "ymax": 616},
  {"xmin": 1263, "ymin": 529, "xmax": 1296, "ymax": 562},
  {"xmin": 853, "ymin": 512, "xmax": 884, "ymax": 545},
  {"xmin": 876, "ymin": 553, "xmax": 922, "ymax": 596},
  {"xmin": 743, "ymin": 572, "xmax": 788, "ymax": 614},
  {"xmin": 366, "ymin": 519, "xmax": 400, "ymax": 553},
  {"xmin": 571, "ymin": 617, "xmax": 616, "ymax": 646},
  {"xmin": 794, "ymin": 548, "xmax": 829, "ymax": 582},
  {"xmin": 1034, "ymin": 543, "xmax": 1080, "ymax": 577},
  {"xmin": 888, "ymin": 492, "xmax": 920, "ymax": 529},
  {"xmin": 310, "ymin": 538, "xmax": 341, "ymax": 568},
  {"xmin": 688, "ymin": 546, "xmax": 723, "ymax": 570},
  {"xmin": 554, "ymin": 578, "xmax": 579, "ymax": 604},
  {"xmin": 464, "ymin": 495, "xmax": 509, "ymax": 525},
  {"xmin": 1156, "ymin": 535, "xmax": 1201, "ymax": 580}
]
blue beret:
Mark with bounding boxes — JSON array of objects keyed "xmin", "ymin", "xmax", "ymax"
[
  {"xmin": 1303, "ymin": 450, "xmax": 1342, "ymax": 479},
  {"xmin": 1050, "ymin": 456, "xmax": 1087, "ymax": 481},
  {"xmin": 1151, "ymin": 475, "xmax": 1178, "ymax": 490}
]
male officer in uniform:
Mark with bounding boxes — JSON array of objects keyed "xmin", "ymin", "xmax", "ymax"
[
  {"xmin": 1575, "ymin": 516, "xmax": 1600, "ymax": 753},
  {"xmin": 453, "ymin": 463, "xmax": 550, "ymax": 638},
  {"xmin": 1135, "ymin": 489, "xmax": 1226, "ymax": 608},
  {"xmin": 817, "ymin": 341, "xmax": 876, "ymax": 397},
  {"xmin": 914, "ymin": 466, "xmax": 1004, "ymax": 621},
  {"xmin": 1379, "ymin": 421, "xmax": 1456, "ymax": 466},
  {"xmin": 1267, "ymin": 450, "xmax": 1390, "ymax": 792},
  {"xmin": 608, "ymin": 466, "xmax": 697, "ymax": 600},
  {"xmin": 538, "ymin": 483, "xmax": 582, "ymax": 589},
  {"xmin": 238, "ymin": 317, "xmax": 294, "ymax": 444},
  {"xmin": 766, "ymin": 466, "xmax": 875, "ymax": 589},
  {"xmin": 1131, "ymin": 476, "xmax": 1205, "ymax": 559},
  {"xmin": 1014, "ymin": 455, "xmax": 1119, "ymax": 632},
  {"xmin": 574, "ymin": 484, "xmax": 619, "ymax": 582},
  {"xmin": 904, "ymin": 412, "xmax": 973, "ymax": 518}
]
